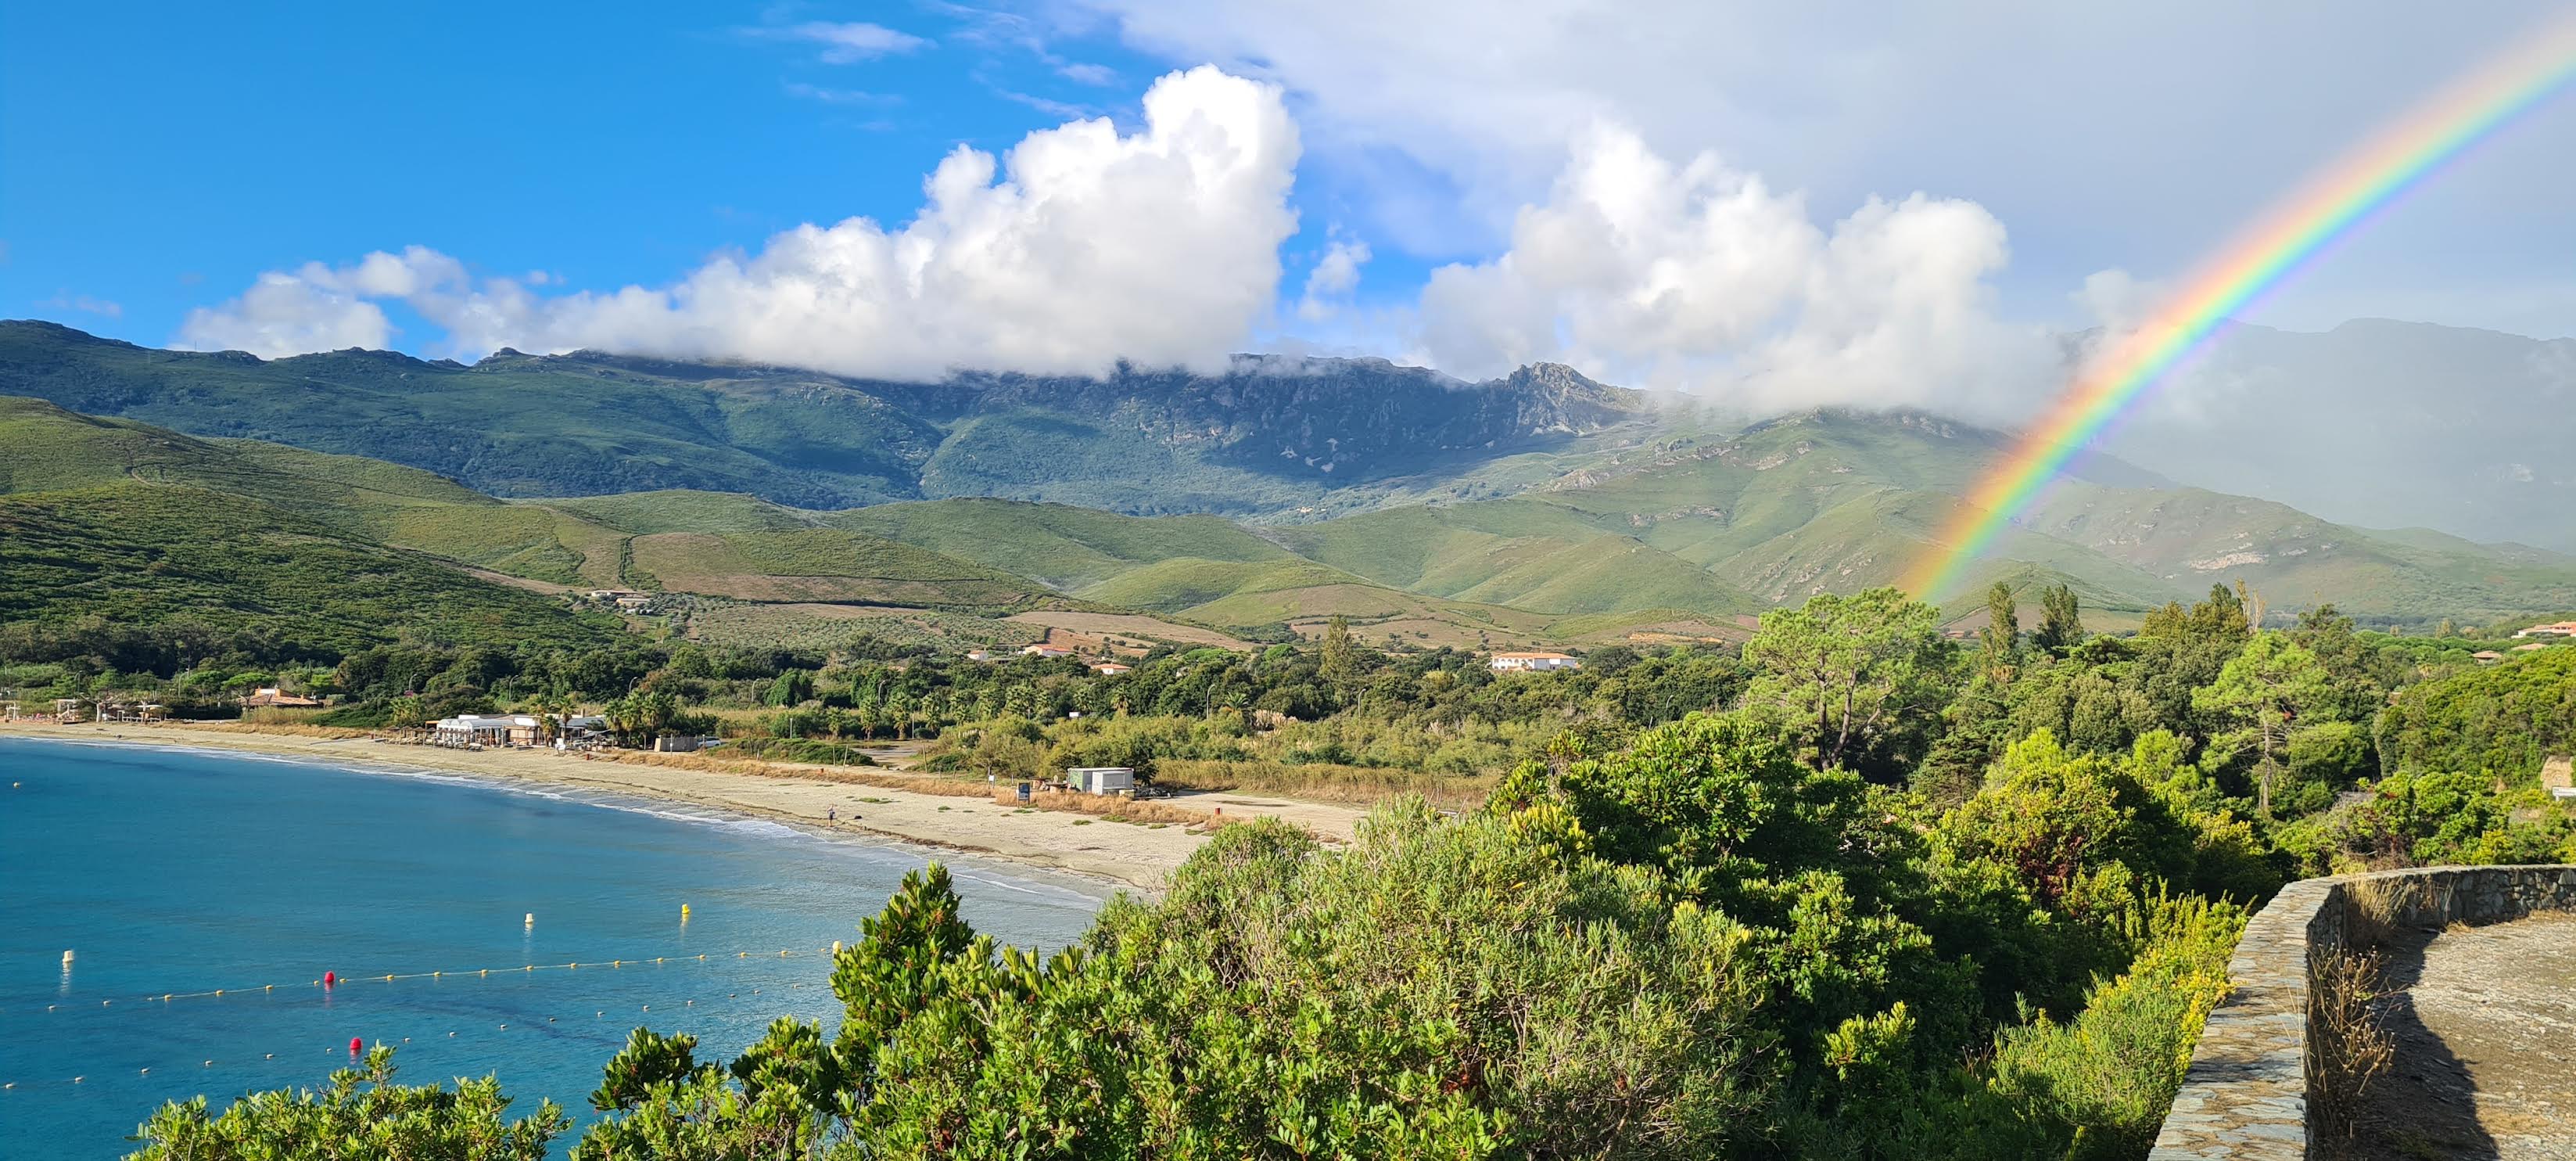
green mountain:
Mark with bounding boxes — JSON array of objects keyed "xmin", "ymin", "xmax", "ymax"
[
  {"xmin": 0, "ymin": 321, "xmax": 1647, "ymax": 517},
  {"xmin": 5, "ymin": 315, "xmax": 2572, "ymax": 645}
]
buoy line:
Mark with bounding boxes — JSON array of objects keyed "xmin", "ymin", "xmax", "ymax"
[
  {"xmin": 0, "ymin": 977, "xmax": 841, "ymax": 1091},
  {"xmin": 25, "ymin": 943, "xmax": 858, "ymax": 1014}
]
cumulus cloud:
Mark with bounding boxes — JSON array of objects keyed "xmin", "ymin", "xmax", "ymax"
[
  {"xmin": 1295, "ymin": 235, "xmax": 1369, "ymax": 321},
  {"xmin": 1408, "ymin": 124, "xmax": 2054, "ymax": 417},
  {"xmin": 178, "ymin": 67, "xmax": 1301, "ymax": 380},
  {"xmin": 178, "ymin": 268, "xmax": 396, "ymax": 357}
]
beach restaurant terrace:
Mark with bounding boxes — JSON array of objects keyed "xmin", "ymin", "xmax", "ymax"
[{"xmin": 431, "ymin": 713, "xmax": 544, "ymax": 748}]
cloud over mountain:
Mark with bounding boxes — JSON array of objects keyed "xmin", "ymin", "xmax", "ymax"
[
  {"xmin": 1409, "ymin": 125, "xmax": 2055, "ymax": 419},
  {"xmin": 179, "ymin": 66, "xmax": 1301, "ymax": 380}
]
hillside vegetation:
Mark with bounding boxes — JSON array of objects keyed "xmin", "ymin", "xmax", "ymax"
[
  {"xmin": 105, "ymin": 583, "xmax": 2576, "ymax": 1160},
  {"xmin": 5, "ymin": 390, "xmax": 2570, "ymax": 649}
]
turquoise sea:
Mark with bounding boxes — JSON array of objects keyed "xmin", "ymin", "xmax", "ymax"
[{"xmin": 0, "ymin": 737, "xmax": 1111, "ymax": 1157}]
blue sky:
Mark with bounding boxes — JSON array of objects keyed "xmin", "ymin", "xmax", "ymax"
[
  {"xmin": 2, "ymin": 3, "xmax": 1415, "ymax": 347},
  {"xmin": 7, "ymin": 2, "xmax": 2574, "ymax": 412}
]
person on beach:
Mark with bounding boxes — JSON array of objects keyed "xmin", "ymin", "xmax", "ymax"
[{"xmin": 827, "ymin": 807, "xmax": 835, "ymax": 822}]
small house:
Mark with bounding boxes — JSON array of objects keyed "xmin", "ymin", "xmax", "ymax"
[
  {"xmin": 243, "ymin": 686, "xmax": 325, "ymax": 709},
  {"xmin": 1092, "ymin": 661, "xmax": 1133, "ymax": 675},
  {"xmin": 1022, "ymin": 644, "xmax": 1075, "ymax": 659},
  {"xmin": 2471, "ymin": 650, "xmax": 2505, "ymax": 664},
  {"xmin": 2513, "ymin": 620, "xmax": 2576, "ymax": 638},
  {"xmin": 1069, "ymin": 766, "xmax": 1135, "ymax": 796},
  {"xmin": 1489, "ymin": 651, "xmax": 1581, "ymax": 672}
]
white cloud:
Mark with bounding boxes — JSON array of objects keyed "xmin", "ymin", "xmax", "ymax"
[
  {"xmin": 178, "ymin": 267, "xmax": 396, "ymax": 357},
  {"xmin": 178, "ymin": 67, "xmax": 1301, "ymax": 381},
  {"xmin": 37, "ymin": 291, "xmax": 123, "ymax": 318},
  {"xmin": 1407, "ymin": 124, "xmax": 2053, "ymax": 417},
  {"xmin": 777, "ymin": 21, "xmax": 929, "ymax": 63},
  {"xmin": 1295, "ymin": 235, "xmax": 1369, "ymax": 321},
  {"xmin": 1073, "ymin": 0, "xmax": 2576, "ymax": 340},
  {"xmin": 1057, "ymin": 62, "xmax": 1119, "ymax": 85},
  {"xmin": 784, "ymin": 81, "xmax": 901, "ymax": 106}
]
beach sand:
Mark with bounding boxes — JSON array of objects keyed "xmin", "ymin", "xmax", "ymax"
[{"xmin": 0, "ymin": 720, "xmax": 1366, "ymax": 892}]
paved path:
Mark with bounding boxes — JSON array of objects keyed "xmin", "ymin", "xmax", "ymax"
[{"xmin": 2347, "ymin": 912, "xmax": 2576, "ymax": 1160}]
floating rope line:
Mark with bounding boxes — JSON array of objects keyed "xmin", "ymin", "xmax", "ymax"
[
  {"xmin": 23, "ymin": 944, "xmax": 854, "ymax": 1012},
  {"xmin": 5, "ymin": 960, "xmax": 848, "ymax": 1089}
]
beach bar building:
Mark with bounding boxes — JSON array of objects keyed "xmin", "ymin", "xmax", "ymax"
[
  {"xmin": 1069, "ymin": 766, "xmax": 1136, "ymax": 796},
  {"xmin": 432, "ymin": 713, "xmax": 544, "ymax": 748}
]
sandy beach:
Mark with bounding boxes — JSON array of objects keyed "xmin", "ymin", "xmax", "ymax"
[{"xmin": 0, "ymin": 720, "xmax": 1365, "ymax": 892}]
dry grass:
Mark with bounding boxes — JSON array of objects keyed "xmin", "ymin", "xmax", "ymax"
[
  {"xmin": 989, "ymin": 785, "xmax": 1229, "ymax": 829},
  {"xmin": 2309, "ymin": 945, "xmax": 2395, "ymax": 1144},
  {"xmin": 1155, "ymin": 758, "xmax": 1496, "ymax": 812},
  {"xmin": 2343, "ymin": 876, "xmax": 2421, "ymax": 950},
  {"xmin": 173, "ymin": 721, "xmax": 372, "ymax": 740}
]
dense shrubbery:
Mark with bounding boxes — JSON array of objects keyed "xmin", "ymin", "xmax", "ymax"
[{"xmin": 103, "ymin": 584, "xmax": 2576, "ymax": 1158}]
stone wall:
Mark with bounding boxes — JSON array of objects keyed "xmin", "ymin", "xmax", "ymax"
[{"xmin": 2147, "ymin": 865, "xmax": 2576, "ymax": 1160}]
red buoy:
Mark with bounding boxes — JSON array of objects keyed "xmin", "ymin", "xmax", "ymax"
[
  {"xmin": 348, "ymin": 1037, "xmax": 362, "ymax": 1054},
  {"xmin": 323, "ymin": 972, "xmax": 336, "ymax": 987}
]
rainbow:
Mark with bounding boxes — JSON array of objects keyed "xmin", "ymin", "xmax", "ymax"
[{"xmin": 1905, "ymin": 15, "xmax": 2576, "ymax": 599}]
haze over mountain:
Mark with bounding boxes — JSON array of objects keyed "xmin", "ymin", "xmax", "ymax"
[{"xmin": 2094, "ymin": 318, "xmax": 2576, "ymax": 553}]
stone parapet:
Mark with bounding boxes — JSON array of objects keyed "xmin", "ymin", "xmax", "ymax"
[{"xmin": 2147, "ymin": 864, "xmax": 2576, "ymax": 1160}]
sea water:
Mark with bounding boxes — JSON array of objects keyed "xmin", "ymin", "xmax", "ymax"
[{"xmin": 0, "ymin": 737, "xmax": 1111, "ymax": 1157}]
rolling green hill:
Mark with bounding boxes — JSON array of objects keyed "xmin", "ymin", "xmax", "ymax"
[
  {"xmin": 3, "ymin": 380, "xmax": 2570, "ymax": 645},
  {"xmin": 0, "ymin": 483, "xmax": 624, "ymax": 657},
  {"xmin": 827, "ymin": 498, "xmax": 1295, "ymax": 590}
]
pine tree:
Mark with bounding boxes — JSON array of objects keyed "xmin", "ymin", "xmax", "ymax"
[{"xmin": 2034, "ymin": 583, "xmax": 2084, "ymax": 656}]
